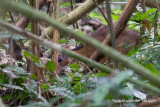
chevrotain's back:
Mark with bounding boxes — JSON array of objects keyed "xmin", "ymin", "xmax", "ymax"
[
  {"xmin": 59, "ymin": 25, "xmax": 141, "ymax": 66},
  {"xmin": 74, "ymin": 25, "xmax": 141, "ymax": 57}
]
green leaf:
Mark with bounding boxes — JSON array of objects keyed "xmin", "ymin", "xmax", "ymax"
[
  {"xmin": 77, "ymin": 30, "xmax": 85, "ymax": 35},
  {"xmin": 145, "ymin": 63, "xmax": 159, "ymax": 75},
  {"xmin": 93, "ymin": 79, "xmax": 111, "ymax": 105},
  {"xmin": 149, "ymin": 10, "xmax": 157, "ymax": 32},
  {"xmin": 112, "ymin": 70, "xmax": 133, "ymax": 85},
  {"xmin": 93, "ymin": 70, "xmax": 133, "ymax": 105},
  {"xmin": 113, "ymin": 9, "xmax": 123, "ymax": 14},
  {"xmin": 23, "ymin": 50, "xmax": 43, "ymax": 67},
  {"xmin": 41, "ymin": 83, "xmax": 50, "ymax": 89},
  {"xmin": 61, "ymin": 2, "xmax": 73, "ymax": 8},
  {"xmin": 4, "ymin": 84, "xmax": 23, "ymax": 90},
  {"xmin": 46, "ymin": 61, "xmax": 56, "ymax": 73},
  {"xmin": 89, "ymin": 12, "xmax": 108, "ymax": 25},
  {"xmin": 0, "ymin": 73, "xmax": 8, "ymax": 84},
  {"xmin": 69, "ymin": 63, "xmax": 80, "ymax": 72},
  {"xmin": 133, "ymin": 10, "xmax": 143, "ymax": 20},
  {"xmin": 59, "ymin": 39, "xmax": 68, "ymax": 44},
  {"xmin": 32, "ymin": 73, "xmax": 38, "ymax": 80},
  {"xmin": 112, "ymin": 14, "xmax": 120, "ymax": 22},
  {"xmin": 111, "ymin": 9, "xmax": 122, "ymax": 22},
  {"xmin": 142, "ymin": 8, "xmax": 156, "ymax": 19},
  {"xmin": 7, "ymin": 66, "xmax": 27, "ymax": 75}
]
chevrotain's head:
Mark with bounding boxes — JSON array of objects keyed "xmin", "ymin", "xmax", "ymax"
[{"xmin": 58, "ymin": 54, "xmax": 73, "ymax": 67}]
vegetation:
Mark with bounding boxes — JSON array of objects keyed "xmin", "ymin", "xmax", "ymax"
[{"xmin": 0, "ymin": 0, "xmax": 160, "ymax": 106}]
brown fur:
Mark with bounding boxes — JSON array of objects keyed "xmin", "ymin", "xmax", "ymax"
[{"xmin": 59, "ymin": 25, "xmax": 141, "ymax": 66}]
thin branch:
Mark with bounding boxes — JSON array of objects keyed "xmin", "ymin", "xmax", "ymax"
[
  {"xmin": 128, "ymin": 78, "xmax": 160, "ymax": 94},
  {"xmin": 105, "ymin": 0, "xmax": 116, "ymax": 49},
  {"xmin": 105, "ymin": 0, "xmax": 117, "ymax": 68},
  {"xmin": 88, "ymin": 15, "xmax": 105, "ymax": 25},
  {"xmin": 60, "ymin": 0, "xmax": 105, "ymax": 24},
  {"xmin": 8, "ymin": 11, "xmax": 15, "ymax": 24},
  {"xmin": 93, "ymin": 0, "xmax": 109, "ymax": 24},
  {"xmin": 70, "ymin": 0, "xmax": 76, "ymax": 29},
  {"xmin": 39, "ymin": 25, "xmax": 51, "ymax": 41},
  {"xmin": 110, "ymin": 2, "xmax": 127, "ymax": 5},
  {"xmin": 53, "ymin": 0, "xmax": 60, "ymax": 74},
  {"xmin": 154, "ymin": 0, "xmax": 159, "ymax": 40}
]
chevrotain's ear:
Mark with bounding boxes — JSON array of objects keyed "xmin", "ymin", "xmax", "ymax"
[{"xmin": 9, "ymin": 38, "xmax": 23, "ymax": 60}]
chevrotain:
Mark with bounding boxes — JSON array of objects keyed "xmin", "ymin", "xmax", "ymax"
[{"xmin": 59, "ymin": 25, "xmax": 142, "ymax": 66}]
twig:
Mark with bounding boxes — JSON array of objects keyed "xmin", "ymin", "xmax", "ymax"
[
  {"xmin": 88, "ymin": 15, "xmax": 105, "ymax": 25},
  {"xmin": 53, "ymin": 0, "xmax": 60, "ymax": 74},
  {"xmin": 105, "ymin": 0, "xmax": 118, "ymax": 68},
  {"xmin": 40, "ymin": 25, "xmax": 51, "ymax": 41},
  {"xmin": 8, "ymin": 11, "xmax": 15, "ymax": 24},
  {"xmin": 93, "ymin": 0, "xmax": 109, "ymax": 24},
  {"xmin": 70, "ymin": 0, "xmax": 76, "ymax": 29},
  {"xmin": 140, "ymin": 0, "xmax": 146, "ymax": 34},
  {"xmin": 47, "ymin": 1, "xmax": 54, "ymax": 17},
  {"xmin": 154, "ymin": 0, "xmax": 159, "ymax": 40},
  {"xmin": 105, "ymin": 0, "xmax": 116, "ymax": 49},
  {"xmin": 110, "ymin": 2, "xmax": 127, "ymax": 5}
]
